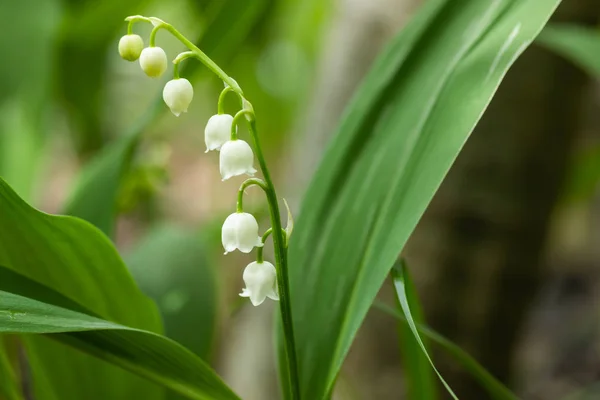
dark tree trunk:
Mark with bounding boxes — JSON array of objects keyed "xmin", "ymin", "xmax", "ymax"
[{"xmin": 406, "ymin": 1, "xmax": 600, "ymax": 398}]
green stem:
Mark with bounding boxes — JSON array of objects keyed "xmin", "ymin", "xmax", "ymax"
[
  {"xmin": 247, "ymin": 119, "xmax": 300, "ymax": 400},
  {"xmin": 218, "ymin": 87, "xmax": 243, "ymax": 114},
  {"xmin": 236, "ymin": 178, "xmax": 268, "ymax": 213},
  {"xmin": 231, "ymin": 109, "xmax": 253, "ymax": 141},
  {"xmin": 256, "ymin": 228, "xmax": 273, "ymax": 263},
  {"xmin": 130, "ymin": 16, "xmax": 242, "ymax": 94},
  {"xmin": 172, "ymin": 51, "xmax": 195, "ymax": 79},
  {"xmin": 149, "ymin": 25, "xmax": 160, "ymax": 47}
]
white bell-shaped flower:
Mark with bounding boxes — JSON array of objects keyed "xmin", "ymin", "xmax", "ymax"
[
  {"xmin": 205, "ymin": 114, "xmax": 234, "ymax": 152},
  {"xmin": 220, "ymin": 140, "xmax": 257, "ymax": 180},
  {"xmin": 222, "ymin": 212, "xmax": 263, "ymax": 254},
  {"xmin": 118, "ymin": 34, "xmax": 144, "ymax": 61},
  {"xmin": 162, "ymin": 78, "xmax": 194, "ymax": 116},
  {"xmin": 139, "ymin": 47, "xmax": 168, "ymax": 78},
  {"xmin": 239, "ymin": 261, "xmax": 279, "ymax": 306}
]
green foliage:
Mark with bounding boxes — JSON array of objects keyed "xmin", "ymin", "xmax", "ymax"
[
  {"xmin": 0, "ymin": 178, "xmax": 163, "ymax": 400},
  {"xmin": 0, "ymin": 0, "xmax": 570, "ymax": 397},
  {"xmin": 126, "ymin": 225, "xmax": 218, "ymax": 362},
  {"xmin": 536, "ymin": 24, "xmax": 600, "ymax": 203},
  {"xmin": 0, "ymin": 0, "xmax": 61, "ymax": 201},
  {"xmin": 373, "ymin": 301, "xmax": 519, "ymax": 400},
  {"xmin": 63, "ymin": 131, "xmax": 141, "ymax": 237},
  {"xmin": 562, "ymin": 144, "xmax": 600, "ymax": 203},
  {"xmin": 393, "ymin": 262, "xmax": 438, "ymax": 400},
  {"xmin": 391, "ymin": 262, "xmax": 456, "ymax": 398},
  {"xmin": 57, "ymin": 0, "xmax": 152, "ymax": 154},
  {"xmin": 285, "ymin": 0, "xmax": 561, "ymax": 398},
  {"xmin": 0, "ymin": 287, "xmax": 239, "ymax": 400},
  {"xmin": 0, "ymin": 337, "xmax": 21, "ymax": 400},
  {"xmin": 537, "ymin": 24, "xmax": 600, "ymax": 77}
]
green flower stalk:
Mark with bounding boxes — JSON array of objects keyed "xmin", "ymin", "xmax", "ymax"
[{"xmin": 119, "ymin": 15, "xmax": 301, "ymax": 400}]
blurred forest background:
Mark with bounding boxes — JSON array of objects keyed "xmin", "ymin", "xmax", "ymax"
[{"xmin": 2, "ymin": 0, "xmax": 600, "ymax": 399}]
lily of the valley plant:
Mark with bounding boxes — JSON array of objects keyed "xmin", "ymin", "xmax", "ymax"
[{"xmin": 118, "ymin": 15, "xmax": 301, "ymax": 399}]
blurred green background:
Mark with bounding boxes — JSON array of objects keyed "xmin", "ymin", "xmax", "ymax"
[{"xmin": 2, "ymin": 0, "xmax": 600, "ymax": 399}]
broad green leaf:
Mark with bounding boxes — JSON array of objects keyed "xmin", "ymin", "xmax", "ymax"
[
  {"xmin": 537, "ymin": 24, "xmax": 600, "ymax": 77},
  {"xmin": 0, "ymin": 289, "xmax": 240, "ymax": 400},
  {"xmin": 286, "ymin": 0, "xmax": 561, "ymax": 398},
  {"xmin": 0, "ymin": 177, "xmax": 160, "ymax": 328},
  {"xmin": 372, "ymin": 301, "xmax": 518, "ymax": 400},
  {"xmin": 0, "ymin": 177, "xmax": 164, "ymax": 400},
  {"xmin": 392, "ymin": 263, "xmax": 456, "ymax": 398},
  {"xmin": 126, "ymin": 225, "xmax": 218, "ymax": 362},
  {"xmin": 393, "ymin": 262, "xmax": 437, "ymax": 400}
]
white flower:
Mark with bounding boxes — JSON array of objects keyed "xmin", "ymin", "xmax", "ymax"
[
  {"xmin": 204, "ymin": 114, "xmax": 234, "ymax": 152},
  {"xmin": 139, "ymin": 47, "xmax": 168, "ymax": 78},
  {"xmin": 219, "ymin": 140, "xmax": 257, "ymax": 180},
  {"xmin": 240, "ymin": 261, "xmax": 279, "ymax": 306},
  {"xmin": 222, "ymin": 212, "xmax": 262, "ymax": 254},
  {"xmin": 162, "ymin": 78, "xmax": 194, "ymax": 116},
  {"xmin": 118, "ymin": 34, "xmax": 144, "ymax": 61}
]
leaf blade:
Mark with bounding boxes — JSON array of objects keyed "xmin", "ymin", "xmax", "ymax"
[
  {"xmin": 0, "ymin": 285, "xmax": 239, "ymax": 400},
  {"xmin": 287, "ymin": 0, "xmax": 561, "ymax": 398},
  {"xmin": 537, "ymin": 24, "xmax": 600, "ymax": 77},
  {"xmin": 393, "ymin": 262, "xmax": 437, "ymax": 400},
  {"xmin": 373, "ymin": 301, "xmax": 518, "ymax": 400},
  {"xmin": 391, "ymin": 262, "xmax": 457, "ymax": 399},
  {"xmin": 0, "ymin": 177, "xmax": 164, "ymax": 399}
]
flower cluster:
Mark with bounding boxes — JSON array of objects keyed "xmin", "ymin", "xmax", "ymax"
[{"xmin": 118, "ymin": 17, "xmax": 279, "ymax": 306}]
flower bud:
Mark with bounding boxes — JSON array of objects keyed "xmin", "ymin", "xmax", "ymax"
[
  {"xmin": 222, "ymin": 212, "xmax": 262, "ymax": 254},
  {"xmin": 162, "ymin": 78, "xmax": 194, "ymax": 116},
  {"xmin": 118, "ymin": 34, "xmax": 144, "ymax": 61},
  {"xmin": 219, "ymin": 140, "xmax": 257, "ymax": 180},
  {"xmin": 239, "ymin": 261, "xmax": 279, "ymax": 306},
  {"xmin": 139, "ymin": 47, "xmax": 168, "ymax": 78},
  {"xmin": 204, "ymin": 114, "xmax": 234, "ymax": 152}
]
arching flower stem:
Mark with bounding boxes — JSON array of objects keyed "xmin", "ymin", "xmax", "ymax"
[
  {"xmin": 126, "ymin": 15, "xmax": 243, "ymax": 95},
  {"xmin": 256, "ymin": 228, "xmax": 272, "ymax": 263},
  {"xmin": 237, "ymin": 178, "xmax": 268, "ymax": 213},
  {"xmin": 172, "ymin": 51, "xmax": 195, "ymax": 79},
  {"xmin": 125, "ymin": 15, "xmax": 300, "ymax": 399}
]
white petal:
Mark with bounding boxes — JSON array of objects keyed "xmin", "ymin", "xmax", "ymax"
[
  {"xmin": 205, "ymin": 114, "xmax": 234, "ymax": 152},
  {"xmin": 163, "ymin": 78, "xmax": 194, "ymax": 117},
  {"xmin": 118, "ymin": 34, "xmax": 144, "ymax": 61},
  {"xmin": 235, "ymin": 213, "xmax": 260, "ymax": 253},
  {"xmin": 267, "ymin": 275, "xmax": 280, "ymax": 301},
  {"xmin": 242, "ymin": 261, "xmax": 277, "ymax": 307},
  {"xmin": 221, "ymin": 212, "xmax": 260, "ymax": 253},
  {"xmin": 219, "ymin": 140, "xmax": 256, "ymax": 180},
  {"xmin": 221, "ymin": 213, "xmax": 239, "ymax": 253},
  {"xmin": 139, "ymin": 47, "xmax": 167, "ymax": 78}
]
